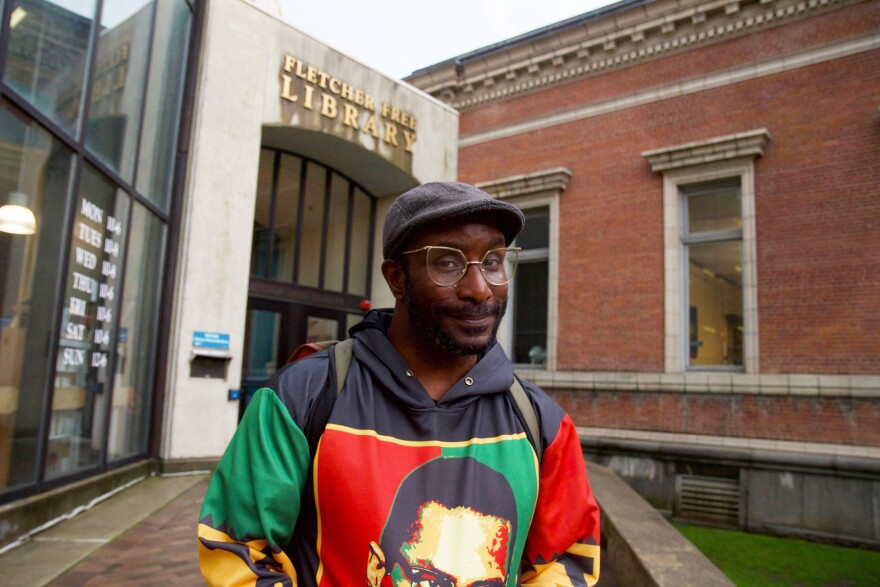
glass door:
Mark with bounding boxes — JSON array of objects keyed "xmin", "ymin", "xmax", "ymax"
[{"xmin": 240, "ymin": 299, "xmax": 351, "ymax": 418}]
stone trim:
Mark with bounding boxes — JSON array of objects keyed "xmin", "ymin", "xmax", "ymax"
[
  {"xmin": 407, "ymin": 0, "xmax": 856, "ymax": 109},
  {"xmin": 581, "ymin": 426, "xmax": 880, "ymax": 460},
  {"xmin": 517, "ymin": 368, "xmax": 880, "ymax": 397},
  {"xmin": 457, "ymin": 31, "xmax": 880, "ymax": 147},
  {"xmin": 476, "ymin": 167, "xmax": 572, "ymax": 199},
  {"xmin": 642, "ymin": 128, "xmax": 771, "ymax": 171}
]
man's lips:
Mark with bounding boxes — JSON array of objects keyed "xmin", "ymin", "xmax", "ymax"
[{"xmin": 440, "ymin": 305, "xmax": 501, "ymax": 328}]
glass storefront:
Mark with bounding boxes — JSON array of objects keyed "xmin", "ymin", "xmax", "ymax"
[{"xmin": 0, "ymin": 0, "xmax": 193, "ymax": 499}]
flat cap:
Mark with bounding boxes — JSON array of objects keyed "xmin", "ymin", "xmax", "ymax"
[{"xmin": 383, "ymin": 182, "xmax": 525, "ymax": 258}]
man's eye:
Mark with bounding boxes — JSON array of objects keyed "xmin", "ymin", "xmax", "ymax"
[{"xmin": 431, "ymin": 257, "xmax": 463, "ymax": 271}]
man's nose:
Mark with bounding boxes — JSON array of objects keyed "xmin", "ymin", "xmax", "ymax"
[{"xmin": 456, "ymin": 262, "xmax": 492, "ymax": 303}]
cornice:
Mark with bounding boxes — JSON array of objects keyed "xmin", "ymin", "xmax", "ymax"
[
  {"xmin": 642, "ymin": 128, "xmax": 771, "ymax": 171},
  {"xmin": 476, "ymin": 168, "xmax": 572, "ymax": 199},
  {"xmin": 406, "ymin": 0, "xmax": 855, "ymax": 110}
]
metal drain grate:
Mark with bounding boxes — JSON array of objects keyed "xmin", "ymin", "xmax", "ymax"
[{"xmin": 675, "ymin": 474, "xmax": 740, "ymax": 525}]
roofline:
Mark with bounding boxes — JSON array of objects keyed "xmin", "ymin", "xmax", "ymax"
[{"xmin": 407, "ymin": 0, "xmax": 654, "ymax": 78}]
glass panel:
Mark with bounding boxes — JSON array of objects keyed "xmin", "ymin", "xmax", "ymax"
[
  {"xmin": 297, "ymin": 162, "xmax": 326, "ymax": 288},
  {"xmin": 513, "ymin": 260, "xmax": 548, "ymax": 365},
  {"xmin": 134, "ymin": 0, "xmax": 191, "ymax": 209},
  {"xmin": 243, "ymin": 309, "xmax": 280, "ymax": 382},
  {"xmin": 323, "ymin": 174, "xmax": 348, "ymax": 293},
  {"xmin": 250, "ymin": 149, "xmax": 275, "ymax": 278},
  {"xmin": 516, "ymin": 206, "xmax": 549, "ymax": 250},
  {"xmin": 688, "ymin": 240, "xmax": 743, "ymax": 367},
  {"xmin": 271, "ymin": 153, "xmax": 301, "ymax": 282},
  {"xmin": 3, "ymin": 0, "xmax": 96, "ymax": 136},
  {"xmin": 0, "ymin": 102, "xmax": 72, "ymax": 492},
  {"xmin": 345, "ymin": 313, "xmax": 362, "ymax": 338},
  {"xmin": 48, "ymin": 164, "xmax": 129, "ymax": 480},
  {"xmin": 107, "ymin": 202, "xmax": 164, "ymax": 461},
  {"xmin": 306, "ymin": 316, "xmax": 337, "ymax": 344},
  {"xmin": 84, "ymin": 0, "xmax": 153, "ymax": 181},
  {"xmin": 684, "ymin": 179, "xmax": 741, "ymax": 233},
  {"xmin": 347, "ymin": 187, "xmax": 370, "ymax": 296},
  {"xmin": 240, "ymin": 309, "xmax": 280, "ymax": 411}
]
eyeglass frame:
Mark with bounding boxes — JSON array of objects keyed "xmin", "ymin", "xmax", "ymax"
[{"xmin": 398, "ymin": 245, "xmax": 521, "ymax": 287}]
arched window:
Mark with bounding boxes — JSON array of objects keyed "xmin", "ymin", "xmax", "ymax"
[{"xmin": 250, "ymin": 149, "xmax": 376, "ymax": 297}]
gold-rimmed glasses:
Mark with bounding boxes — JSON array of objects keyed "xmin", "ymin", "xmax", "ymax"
[{"xmin": 399, "ymin": 245, "xmax": 520, "ymax": 287}]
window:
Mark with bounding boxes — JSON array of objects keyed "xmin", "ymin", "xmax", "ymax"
[
  {"xmin": 512, "ymin": 207, "xmax": 550, "ymax": 365},
  {"xmin": 0, "ymin": 0, "xmax": 194, "ymax": 498},
  {"xmin": 478, "ymin": 168, "xmax": 570, "ymax": 370},
  {"xmin": 643, "ymin": 129, "xmax": 769, "ymax": 373},
  {"xmin": 682, "ymin": 179, "xmax": 743, "ymax": 368},
  {"xmin": 250, "ymin": 148, "xmax": 376, "ymax": 297}
]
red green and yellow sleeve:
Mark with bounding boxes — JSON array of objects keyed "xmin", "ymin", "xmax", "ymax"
[
  {"xmin": 521, "ymin": 415, "xmax": 601, "ymax": 586},
  {"xmin": 198, "ymin": 388, "xmax": 311, "ymax": 586}
]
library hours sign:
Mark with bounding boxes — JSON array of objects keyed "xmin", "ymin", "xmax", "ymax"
[{"xmin": 57, "ymin": 188, "xmax": 128, "ymax": 396}]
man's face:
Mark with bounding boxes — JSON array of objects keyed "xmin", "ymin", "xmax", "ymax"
[
  {"xmin": 400, "ymin": 221, "xmax": 509, "ymax": 356},
  {"xmin": 392, "ymin": 501, "xmax": 510, "ymax": 587}
]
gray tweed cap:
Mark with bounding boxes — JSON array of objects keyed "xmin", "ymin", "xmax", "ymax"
[{"xmin": 382, "ymin": 182, "xmax": 526, "ymax": 259}]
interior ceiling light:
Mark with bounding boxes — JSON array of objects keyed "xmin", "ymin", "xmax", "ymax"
[
  {"xmin": 0, "ymin": 192, "xmax": 37, "ymax": 235},
  {"xmin": 10, "ymin": 7, "xmax": 27, "ymax": 29}
]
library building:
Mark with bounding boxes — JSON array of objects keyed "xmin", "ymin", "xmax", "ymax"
[{"xmin": 0, "ymin": 0, "xmax": 456, "ymax": 546}]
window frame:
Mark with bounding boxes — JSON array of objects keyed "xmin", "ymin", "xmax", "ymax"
[
  {"xmin": 477, "ymin": 169, "xmax": 569, "ymax": 371},
  {"xmin": 644, "ymin": 129, "xmax": 768, "ymax": 375},
  {"xmin": 663, "ymin": 160, "xmax": 758, "ymax": 374}
]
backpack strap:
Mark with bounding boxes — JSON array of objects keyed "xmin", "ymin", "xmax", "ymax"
[
  {"xmin": 332, "ymin": 338, "xmax": 353, "ymax": 394},
  {"xmin": 303, "ymin": 339, "xmax": 353, "ymax": 459},
  {"xmin": 508, "ymin": 375, "xmax": 543, "ymax": 463}
]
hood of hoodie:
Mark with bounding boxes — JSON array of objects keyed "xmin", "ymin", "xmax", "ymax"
[{"xmin": 349, "ymin": 309, "xmax": 515, "ymax": 409}]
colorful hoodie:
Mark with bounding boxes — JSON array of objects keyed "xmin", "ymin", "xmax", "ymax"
[{"xmin": 198, "ymin": 310, "xmax": 600, "ymax": 586}]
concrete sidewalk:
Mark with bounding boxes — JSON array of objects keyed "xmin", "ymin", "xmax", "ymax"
[{"xmin": 0, "ymin": 474, "xmax": 208, "ymax": 587}]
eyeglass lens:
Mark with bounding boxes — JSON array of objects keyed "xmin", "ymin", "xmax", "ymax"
[{"xmin": 425, "ymin": 247, "xmax": 518, "ymax": 286}]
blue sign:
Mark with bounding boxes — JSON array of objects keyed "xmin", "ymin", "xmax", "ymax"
[
  {"xmin": 118, "ymin": 327, "xmax": 128, "ymax": 343},
  {"xmin": 193, "ymin": 331, "xmax": 230, "ymax": 350}
]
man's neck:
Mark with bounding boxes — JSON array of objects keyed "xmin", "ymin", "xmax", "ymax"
[{"xmin": 386, "ymin": 315, "xmax": 478, "ymax": 401}]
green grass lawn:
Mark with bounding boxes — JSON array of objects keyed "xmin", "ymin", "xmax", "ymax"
[{"xmin": 675, "ymin": 523, "xmax": 880, "ymax": 586}]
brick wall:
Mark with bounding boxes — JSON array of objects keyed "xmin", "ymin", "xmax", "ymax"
[
  {"xmin": 550, "ymin": 388, "xmax": 880, "ymax": 446},
  {"xmin": 456, "ymin": 3, "xmax": 880, "ymax": 375}
]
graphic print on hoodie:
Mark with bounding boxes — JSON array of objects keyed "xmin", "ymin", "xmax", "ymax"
[{"xmin": 198, "ymin": 310, "xmax": 600, "ymax": 587}]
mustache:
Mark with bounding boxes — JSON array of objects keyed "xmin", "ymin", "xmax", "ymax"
[{"xmin": 435, "ymin": 302, "xmax": 504, "ymax": 317}]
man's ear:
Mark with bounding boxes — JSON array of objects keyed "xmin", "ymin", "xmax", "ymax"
[
  {"xmin": 381, "ymin": 259, "xmax": 406, "ymax": 301},
  {"xmin": 366, "ymin": 541, "xmax": 386, "ymax": 587}
]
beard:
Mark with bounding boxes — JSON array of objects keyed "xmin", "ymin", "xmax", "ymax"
[{"xmin": 403, "ymin": 277, "xmax": 507, "ymax": 356}]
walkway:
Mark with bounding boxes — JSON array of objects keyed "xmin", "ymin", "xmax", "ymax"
[{"xmin": 0, "ymin": 473, "xmax": 617, "ymax": 586}]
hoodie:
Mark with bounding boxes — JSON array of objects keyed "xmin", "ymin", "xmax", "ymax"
[{"xmin": 198, "ymin": 310, "xmax": 600, "ymax": 586}]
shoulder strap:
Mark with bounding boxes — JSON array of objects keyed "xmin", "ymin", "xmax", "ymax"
[
  {"xmin": 332, "ymin": 338, "xmax": 353, "ymax": 394},
  {"xmin": 304, "ymin": 339, "xmax": 353, "ymax": 459},
  {"xmin": 508, "ymin": 375, "xmax": 543, "ymax": 463}
]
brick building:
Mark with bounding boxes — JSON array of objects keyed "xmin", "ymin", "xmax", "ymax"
[{"xmin": 407, "ymin": 0, "xmax": 880, "ymax": 545}]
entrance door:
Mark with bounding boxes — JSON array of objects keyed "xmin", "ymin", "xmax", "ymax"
[{"xmin": 240, "ymin": 298, "xmax": 353, "ymax": 417}]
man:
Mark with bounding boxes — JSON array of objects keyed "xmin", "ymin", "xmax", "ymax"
[{"xmin": 198, "ymin": 182, "xmax": 601, "ymax": 586}]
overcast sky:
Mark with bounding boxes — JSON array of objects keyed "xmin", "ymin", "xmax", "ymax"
[{"xmin": 276, "ymin": 0, "xmax": 619, "ymax": 79}]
